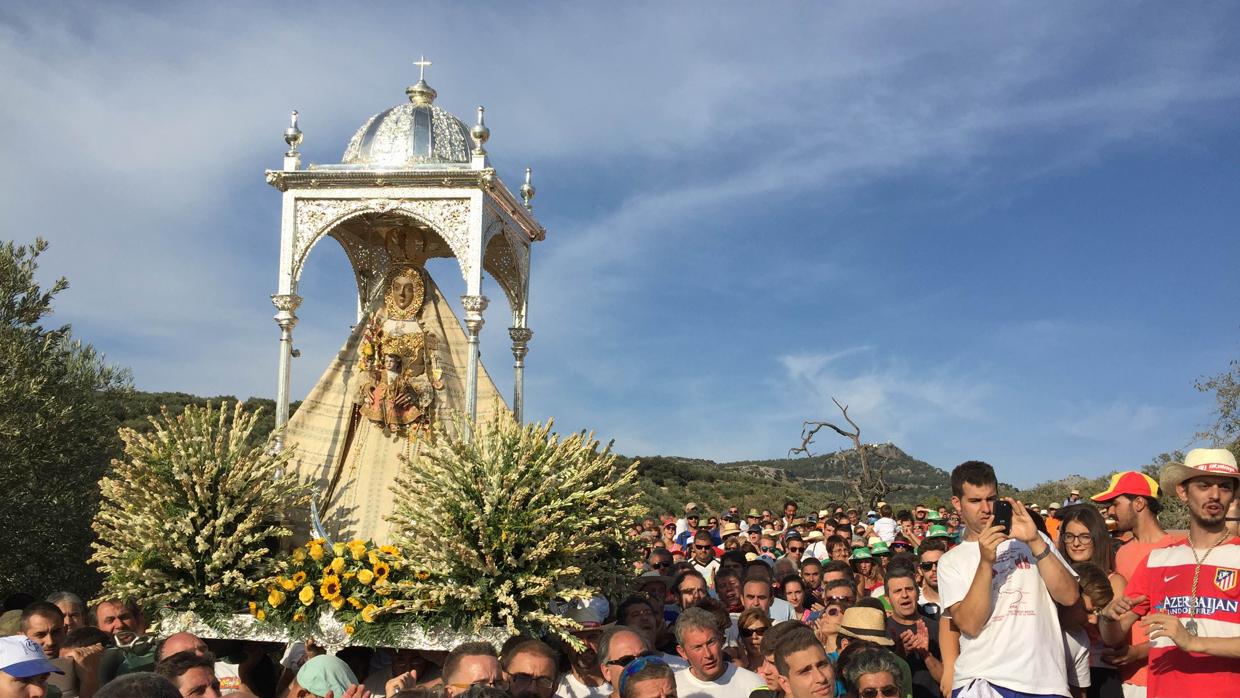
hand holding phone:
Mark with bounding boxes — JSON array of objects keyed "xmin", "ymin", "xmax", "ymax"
[{"xmin": 992, "ymin": 500, "xmax": 1013, "ymax": 536}]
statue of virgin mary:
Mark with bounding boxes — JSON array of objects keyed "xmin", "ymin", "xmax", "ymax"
[{"xmin": 281, "ymin": 260, "xmax": 506, "ymax": 544}]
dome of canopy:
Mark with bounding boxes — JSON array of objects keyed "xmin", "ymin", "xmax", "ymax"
[{"xmin": 341, "ymin": 78, "xmax": 472, "ymax": 168}]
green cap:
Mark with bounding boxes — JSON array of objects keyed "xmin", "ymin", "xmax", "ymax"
[
  {"xmin": 927, "ymin": 524, "xmax": 952, "ymax": 538},
  {"xmin": 869, "ymin": 541, "xmax": 891, "ymax": 556},
  {"xmin": 924, "ymin": 510, "xmax": 943, "ymax": 521},
  {"xmin": 849, "ymin": 547, "xmax": 873, "ymax": 561}
]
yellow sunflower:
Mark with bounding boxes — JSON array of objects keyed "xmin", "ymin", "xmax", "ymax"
[
  {"xmin": 379, "ymin": 545, "xmax": 402, "ymax": 558},
  {"xmin": 293, "ymin": 611, "xmax": 307, "ymax": 622},
  {"xmin": 292, "ymin": 571, "xmax": 307, "ymax": 586},
  {"xmin": 299, "ymin": 584, "xmax": 315, "ymax": 606},
  {"xmin": 415, "ymin": 570, "xmax": 430, "ymax": 581},
  {"xmin": 373, "ymin": 561, "xmax": 391, "ymax": 581},
  {"xmin": 320, "ymin": 575, "xmax": 342, "ymax": 601}
]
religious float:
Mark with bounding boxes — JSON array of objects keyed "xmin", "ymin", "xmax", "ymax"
[{"xmin": 90, "ymin": 61, "xmax": 643, "ymax": 653}]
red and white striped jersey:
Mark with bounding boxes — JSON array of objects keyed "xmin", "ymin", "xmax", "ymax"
[{"xmin": 1125, "ymin": 537, "xmax": 1240, "ymax": 698}]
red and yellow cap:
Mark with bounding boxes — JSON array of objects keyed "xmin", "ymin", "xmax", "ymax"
[{"xmin": 1091, "ymin": 471, "xmax": 1159, "ymax": 502}]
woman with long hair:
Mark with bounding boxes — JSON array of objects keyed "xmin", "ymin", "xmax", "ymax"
[
  {"xmin": 1057, "ymin": 505, "xmax": 1125, "ymax": 596},
  {"xmin": 779, "ymin": 574, "xmax": 813, "ymax": 622},
  {"xmin": 812, "ymin": 598, "xmax": 848, "ymax": 656}
]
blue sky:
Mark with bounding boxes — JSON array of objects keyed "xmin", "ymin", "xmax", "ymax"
[{"xmin": 3, "ymin": 3, "xmax": 1238, "ymax": 487}]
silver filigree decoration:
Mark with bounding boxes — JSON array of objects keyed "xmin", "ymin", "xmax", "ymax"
[
  {"xmin": 341, "ymin": 104, "xmax": 471, "ymax": 168},
  {"xmin": 292, "ymin": 198, "xmax": 473, "ymax": 285}
]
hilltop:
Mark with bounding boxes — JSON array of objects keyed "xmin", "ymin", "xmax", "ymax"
[{"xmin": 627, "ymin": 443, "xmax": 957, "ymax": 517}]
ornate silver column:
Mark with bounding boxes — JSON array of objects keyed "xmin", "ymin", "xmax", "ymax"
[
  {"xmin": 508, "ymin": 327, "xmax": 533, "ymax": 422},
  {"xmin": 271, "ymin": 293, "xmax": 302, "ymax": 450},
  {"xmin": 461, "ymin": 295, "xmax": 489, "ymax": 420}
]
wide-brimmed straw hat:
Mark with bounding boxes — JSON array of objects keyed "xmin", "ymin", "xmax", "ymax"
[
  {"xmin": 720, "ymin": 521, "xmax": 742, "ymax": 537},
  {"xmin": 1160, "ymin": 448, "xmax": 1240, "ymax": 493},
  {"xmin": 837, "ymin": 607, "xmax": 894, "ymax": 646}
]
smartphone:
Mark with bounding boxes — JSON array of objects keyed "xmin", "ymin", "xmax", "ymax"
[{"xmin": 993, "ymin": 500, "xmax": 1013, "ymax": 535}]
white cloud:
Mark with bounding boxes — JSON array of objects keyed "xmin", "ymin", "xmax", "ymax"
[{"xmin": 0, "ymin": 3, "xmax": 1234, "ymax": 478}]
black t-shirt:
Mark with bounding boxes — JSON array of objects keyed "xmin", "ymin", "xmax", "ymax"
[{"xmin": 886, "ymin": 610, "xmax": 941, "ymax": 698}]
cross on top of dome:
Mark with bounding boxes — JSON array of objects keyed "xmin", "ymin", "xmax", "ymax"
[{"xmin": 406, "ymin": 55, "xmax": 437, "ymax": 106}]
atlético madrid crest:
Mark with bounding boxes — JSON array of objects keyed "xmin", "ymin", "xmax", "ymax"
[{"xmin": 1216, "ymin": 568, "xmax": 1238, "ymax": 592}]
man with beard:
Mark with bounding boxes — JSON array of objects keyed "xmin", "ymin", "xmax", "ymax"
[
  {"xmin": 916, "ymin": 538, "xmax": 947, "ymax": 613},
  {"xmin": 503, "ymin": 639, "xmax": 560, "ymax": 698},
  {"xmin": 1101, "ymin": 448, "xmax": 1240, "ymax": 698},
  {"xmin": 671, "ymin": 608, "xmax": 763, "ymax": 698},
  {"xmin": 1091, "ymin": 470, "xmax": 1172, "ymax": 696},
  {"xmin": 555, "ymin": 603, "xmax": 609, "ymax": 698}
]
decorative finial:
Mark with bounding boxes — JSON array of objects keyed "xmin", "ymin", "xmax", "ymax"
[
  {"xmin": 471, "ymin": 106, "xmax": 490, "ymax": 155},
  {"xmin": 520, "ymin": 167, "xmax": 536, "ymax": 210},
  {"xmin": 284, "ymin": 110, "xmax": 303, "ymax": 156},
  {"xmin": 406, "ymin": 56, "xmax": 437, "ymax": 105}
]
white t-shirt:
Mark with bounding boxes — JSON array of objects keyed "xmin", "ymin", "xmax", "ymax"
[
  {"xmin": 692, "ymin": 559, "xmax": 721, "ymax": 587},
  {"xmin": 768, "ymin": 597, "xmax": 795, "ymax": 622},
  {"xmin": 555, "ymin": 673, "xmax": 612, "ymax": 698},
  {"xmin": 873, "ymin": 517, "xmax": 898, "ymax": 543},
  {"xmin": 1064, "ymin": 627, "xmax": 1091, "ymax": 688},
  {"xmin": 805, "ymin": 541, "xmax": 829, "ymax": 562},
  {"xmin": 673, "ymin": 663, "xmax": 765, "ymax": 698},
  {"xmin": 938, "ymin": 533, "xmax": 1075, "ymax": 697}
]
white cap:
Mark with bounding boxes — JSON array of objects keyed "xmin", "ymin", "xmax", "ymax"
[{"xmin": 0, "ymin": 635, "xmax": 62, "ymax": 678}]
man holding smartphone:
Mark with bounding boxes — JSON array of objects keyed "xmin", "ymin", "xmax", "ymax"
[{"xmin": 937, "ymin": 460, "xmax": 1081, "ymax": 698}]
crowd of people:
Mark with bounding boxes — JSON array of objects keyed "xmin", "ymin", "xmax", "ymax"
[{"xmin": 2, "ymin": 450, "xmax": 1238, "ymax": 698}]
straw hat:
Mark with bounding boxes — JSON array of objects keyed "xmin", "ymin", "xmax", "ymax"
[
  {"xmin": 1160, "ymin": 448, "xmax": 1240, "ymax": 493},
  {"xmin": 803, "ymin": 530, "xmax": 824, "ymax": 543},
  {"xmin": 720, "ymin": 521, "xmax": 742, "ymax": 537},
  {"xmin": 837, "ymin": 607, "xmax": 894, "ymax": 646}
]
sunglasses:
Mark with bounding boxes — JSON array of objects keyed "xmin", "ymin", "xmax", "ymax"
[
  {"xmin": 826, "ymin": 595, "xmax": 854, "ymax": 603},
  {"xmin": 739, "ymin": 626, "xmax": 767, "ymax": 637},
  {"xmin": 919, "ymin": 561, "xmax": 938, "ymax": 571},
  {"xmin": 693, "ymin": 544, "xmax": 714, "ymax": 550},
  {"xmin": 760, "ymin": 545, "xmax": 774, "ymax": 552},
  {"xmin": 509, "ymin": 674, "xmax": 555, "ymax": 690},
  {"xmin": 787, "ymin": 546, "xmax": 805, "ymax": 553},
  {"xmin": 607, "ymin": 651, "xmax": 658, "ymax": 668},
  {"xmin": 860, "ymin": 687, "xmax": 900, "ymax": 698},
  {"xmin": 650, "ymin": 561, "xmax": 671, "ymax": 569}
]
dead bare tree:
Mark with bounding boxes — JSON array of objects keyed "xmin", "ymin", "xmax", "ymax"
[{"xmin": 789, "ymin": 397, "xmax": 900, "ymax": 509}]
